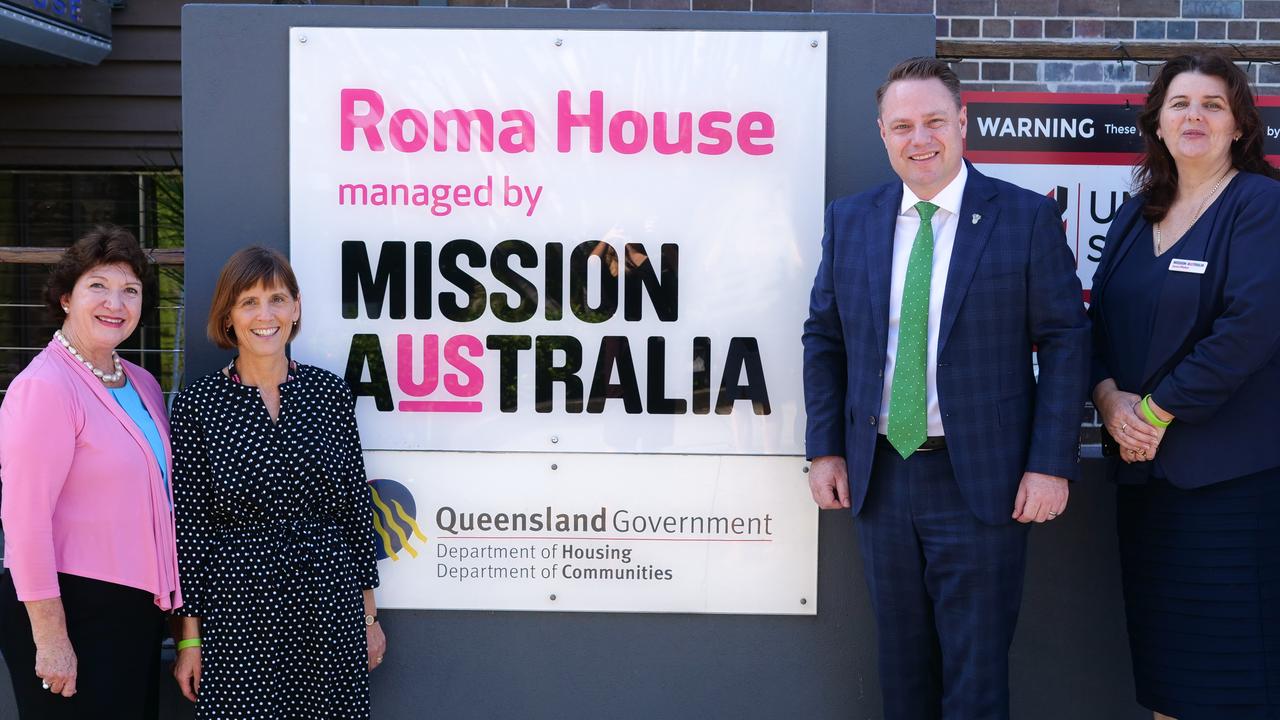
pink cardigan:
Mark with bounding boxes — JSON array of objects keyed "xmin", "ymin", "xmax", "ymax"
[{"xmin": 0, "ymin": 339, "xmax": 182, "ymax": 610}]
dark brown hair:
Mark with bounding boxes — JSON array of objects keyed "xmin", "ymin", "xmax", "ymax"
[
  {"xmin": 207, "ymin": 246, "xmax": 301, "ymax": 350},
  {"xmin": 1135, "ymin": 53, "xmax": 1280, "ymax": 222},
  {"xmin": 44, "ymin": 225, "xmax": 155, "ymax": 321},
  {"xmin": 876, "ymin": 57, "xmax": 963, "ymax": 114}
]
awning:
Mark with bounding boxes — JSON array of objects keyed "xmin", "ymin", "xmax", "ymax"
[{"xmin": 0, "ymin": 0, "xmax": 112, "ymax": 66}]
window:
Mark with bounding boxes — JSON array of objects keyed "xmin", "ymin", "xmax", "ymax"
[{"xmin": 0, "ymin": 171, "xmax": 185, "ymax": 402}]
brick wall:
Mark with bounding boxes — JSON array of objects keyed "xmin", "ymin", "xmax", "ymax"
[
  {"xmin": 935, "ymin": 0, "xmax": 1280, "ymax": 92},
  {"xmin": 445, "ymin": 0, "xmax": 1280, "ymax": 92}
]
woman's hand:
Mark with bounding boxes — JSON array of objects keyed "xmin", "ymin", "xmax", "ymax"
[
  {"xmin": 363, "ymin": 589, "xmax": 385, "ymax": 671},
  {"xmin": 26, "ymin": 598, "xmax": 76, "ymax": 697},
  {"xmin": 367, "ymin": 621, "xmax": 386, "ymax": 671},
  {"xmin": 1094, "ymin": 380, "xmax": 1160, "ymax": 463},
  {"xmin": 172, "ymin": 646, "xmax": 202, "ymax": 702},
  {"xmin": 33, "ymin": 633, "xmax": 77, "ymax": 698}
]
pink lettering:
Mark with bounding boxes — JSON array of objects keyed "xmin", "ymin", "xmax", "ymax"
[
  {"xmin": 558, "ymin": 90, "xmax": 603, "ymax": 153},
  {"xmin": 499, "ymin": 110, "xmax": 536, "ymax": 152},
  {"xmin": 737, "ymin": 112, "xmax": 775, "ymax": 156},
  {"xmin": 340, "ymin": 88, "xmax": 385, "ymax": 151},
  {"xmin": 443, "ymin": 335, "xmax": 485, "ymax": 397},
  {"xmin": 397, "ymin": 334, "xmax": 438, "ymax": 397},
  {"xmin": 653, "ymin": 112, "xmax": 692, "ymax": 155},
  {"xmin": 696, "ymin": 111, "xmax": 733, "ymax": 155},
  {"xmin": 389, "ymin": 110, "xmax": 429, "ymax": 153},
  {"xmin": 433, "ymin": 109, "xmax": 494, "ymax": 152},
  {"xmin": 608, "ymin": 110, "xmax": 648, "ymax": 155}
]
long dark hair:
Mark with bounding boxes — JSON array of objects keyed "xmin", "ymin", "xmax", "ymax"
[{"xmin": 1134, "ymin": 53, "xmax": 1279, "ymax": 223}]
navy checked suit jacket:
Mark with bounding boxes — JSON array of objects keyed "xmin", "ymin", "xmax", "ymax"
[{"xmin": 803, "ymin": 163, "xmax": 1090, "ymax": 525}]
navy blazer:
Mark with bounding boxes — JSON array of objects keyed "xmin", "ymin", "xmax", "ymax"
[
  {"xmin": 803, "ymin": 163, "xmax": 1090, "ymax": 526},
  {"xmin": 1090, "ymin": 171, "xmax": 1280, "ymax": 486}
]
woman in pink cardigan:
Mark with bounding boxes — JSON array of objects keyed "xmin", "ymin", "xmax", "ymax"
[{"xmin": 0, "ymin": 226, "xmax": 181, "ymax": 719}]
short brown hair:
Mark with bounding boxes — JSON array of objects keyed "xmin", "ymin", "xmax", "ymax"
[
  {"xmin": 44, "ymin": 225, "xmax": 155, "ymax": 321},
  {"xmin": 876, "ymin": 57, "xmax": 963, "ymax": 114},
  {"xmin": 207, "ymin": 246, "xmax": 301, "ymax": 350}
]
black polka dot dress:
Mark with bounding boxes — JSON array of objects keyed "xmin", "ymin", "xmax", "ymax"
[{"xmin": 170, "ymin": 363, "xmax": 380, "ymax": 719}]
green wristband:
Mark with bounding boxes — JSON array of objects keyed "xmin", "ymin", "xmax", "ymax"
[
  {"xmin": 1140, "ymin": 395, "xmax": 1171, "ymax": 429},
  {"xmin": 176, "ymin": 638, "xmax": 202, "ymax": 651}
]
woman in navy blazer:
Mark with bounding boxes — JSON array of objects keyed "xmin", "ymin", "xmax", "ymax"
[{"xmin": 1090, "ymin": 54, "xmax": 1280, "ymax": 720}]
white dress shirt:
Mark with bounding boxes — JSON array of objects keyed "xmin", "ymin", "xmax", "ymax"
[{"xmin": 878, "ymin": 163, "xmax": 968, "ymax": 437}]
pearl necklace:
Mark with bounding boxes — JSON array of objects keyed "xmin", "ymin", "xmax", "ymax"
[
  {"xmin": 1154, "ymin": 169, "xmax": 1233, "ymax": 256},
  {"xmin": 55, "ymin": 329, "xmax": 123, "ymax": 383}
]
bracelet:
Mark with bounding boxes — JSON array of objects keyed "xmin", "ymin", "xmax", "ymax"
[
  {"xmin": 1140, "ymin": 395, "xmax": 1171, "ymax": 429},
  {"xmin": 176, "ymin": 638, "xmax": 202, "ymax": 651}
]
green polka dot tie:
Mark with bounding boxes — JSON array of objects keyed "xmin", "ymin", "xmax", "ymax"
[{"xmin": 887, "ymin": 201, "xmax": 938, "ymax": 459}]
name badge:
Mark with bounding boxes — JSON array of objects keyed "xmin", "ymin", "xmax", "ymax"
[{"xmin": 1168, "ymin": 258, "xmax": 1207, "ymax": 274}]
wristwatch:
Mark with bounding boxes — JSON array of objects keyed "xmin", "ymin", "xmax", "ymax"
[{"xmin": 365, "ymin": 613, "xmax": 378, "ymax": 627}]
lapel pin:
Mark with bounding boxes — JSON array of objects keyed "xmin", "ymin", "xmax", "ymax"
[{"xmin": 971, "ymin": 213, "xmax": 981, "ymax": 225}]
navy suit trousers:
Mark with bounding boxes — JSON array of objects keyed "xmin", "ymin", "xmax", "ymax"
[{"xmin": 857, "ymin": 443, "xmax": 1029, "ymax": 720}]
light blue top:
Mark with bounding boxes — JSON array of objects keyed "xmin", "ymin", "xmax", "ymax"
[{"xmin": 108, "ymin": 377, "xmax": 168, "ymax": 496}]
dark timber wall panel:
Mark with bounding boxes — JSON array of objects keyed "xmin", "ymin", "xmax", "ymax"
[
  {"xmin": 0, "ymin": 0, "xmax": 189, "ymax": 169},
  {"xmin": 0, "ymin": 0, "xmax": 419, "ymax": 170}
]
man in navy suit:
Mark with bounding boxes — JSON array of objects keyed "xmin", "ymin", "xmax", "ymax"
[{"xmin": 802, "ymin": 58, "xmax": 1089, "ymax": 720}]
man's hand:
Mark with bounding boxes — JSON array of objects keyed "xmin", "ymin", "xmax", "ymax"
[
  {"xmin": 1011, "ymin": 472, "xmax": 1068, "ymax": 523},
  {"xmin": 809, "ymin": 455, "xmax": 850, "ymax": 510}
]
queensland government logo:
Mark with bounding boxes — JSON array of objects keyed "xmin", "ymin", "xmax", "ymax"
[{"xmin": 368, "ymin": 479, "xmax": 428, "ymax": 561}]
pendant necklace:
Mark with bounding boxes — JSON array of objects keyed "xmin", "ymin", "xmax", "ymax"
[{"xmin": 1154, "ymin": 169, "xmax": 1233, "ymax": 256}]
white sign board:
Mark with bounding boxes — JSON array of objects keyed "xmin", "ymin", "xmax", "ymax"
[
  {"xmin": 366, "ymin": 452, "xmax": 817, "ymax": 614},
  {"xmin": 962, "ymin": 91, "xmax": 1145, "ymax": 299},
  {"xmin": 289, "ymin": 28, "xmax": 825, "ymax": 614},
  {"xmin": 289, "ymin": 28, "xmax": 827, "ymax": 455}
]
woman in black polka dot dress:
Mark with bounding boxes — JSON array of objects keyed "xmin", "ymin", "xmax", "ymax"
[{"xmin": 169, "ymin": 247, "xmax": 386, "ymax": 719}]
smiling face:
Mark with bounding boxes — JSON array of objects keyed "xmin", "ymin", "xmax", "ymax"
[
  {"xmin": 227, "ymin": 280, "xmax": 301, "ymax": 361},
  {"xmin": 60, "ymin": 262, "xmax": 142, "ymax": 358},
  {"xmin": 878, "ymin": 77, "xmax": 968, "ymax": 201},
  {"xmin": 1158, "ymin": 71, "xmax": 1239, "ymax": 170}
]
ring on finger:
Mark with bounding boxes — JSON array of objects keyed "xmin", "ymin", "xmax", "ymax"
[{"xmin": 1048, "ymin": 511, "xmax": 1059, "ymax": 518}]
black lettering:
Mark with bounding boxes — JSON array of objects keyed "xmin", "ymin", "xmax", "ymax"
[
  {"xmin": 693, "ymin": 336, "xmax": 712, "ymax": 415},
  {"xmin": 569, "ymin": 241, "xmax": 618, "ymax": 323},
  {"xmin": 1087, "ymin": 234, "xmax": 1106, "ymax": 263},
  {"xmin": 623, "ymin": 243, "xmax": 678, "ymax": 322},
  {"xmin": 588, "ymin": 337, "xmax": 642, "ymax": 414},
  {"xmin": 485, "ymin": 335, "xmax": 532, "ymax": 412},
  {"xmin": 545, "ymin": 242, "xmax": 564, "ymax": 321},
  {"xmin": 1089, "ymin": 190, "xmax": 1132, "ymax": 224},
  {"xmin": 716, "ymin": 337, "xmax": 770, "ymax": 415},
  {"xmin": 413, "ymin": 241, "xmax": 432, "ymax": 319},
  {"xmin": 490, "ymin": 240, "xmax": 539, "ymax": 322},
  {"xmin": 646, "ymin": 337, "xmax": 685, "ymax": 414},
  {"xmin": 344, "ymin": 334, "xmax": 393, "ymax": 411},
  {"xmin": 536, "ymin": 336, "xmax": 583, "ymax": 413},
  {"xmin": 438, "ymin": 239, "xmax": 486, "ymax": 322},
  {"xmin": 342, "ymin": 241, "xmax": 405, "ymax": 319}
]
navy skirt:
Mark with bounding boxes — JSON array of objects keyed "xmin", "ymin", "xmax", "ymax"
[{"xmin": 1117, "ymin": 465, "xmax": 1280, "ymax": 720}]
